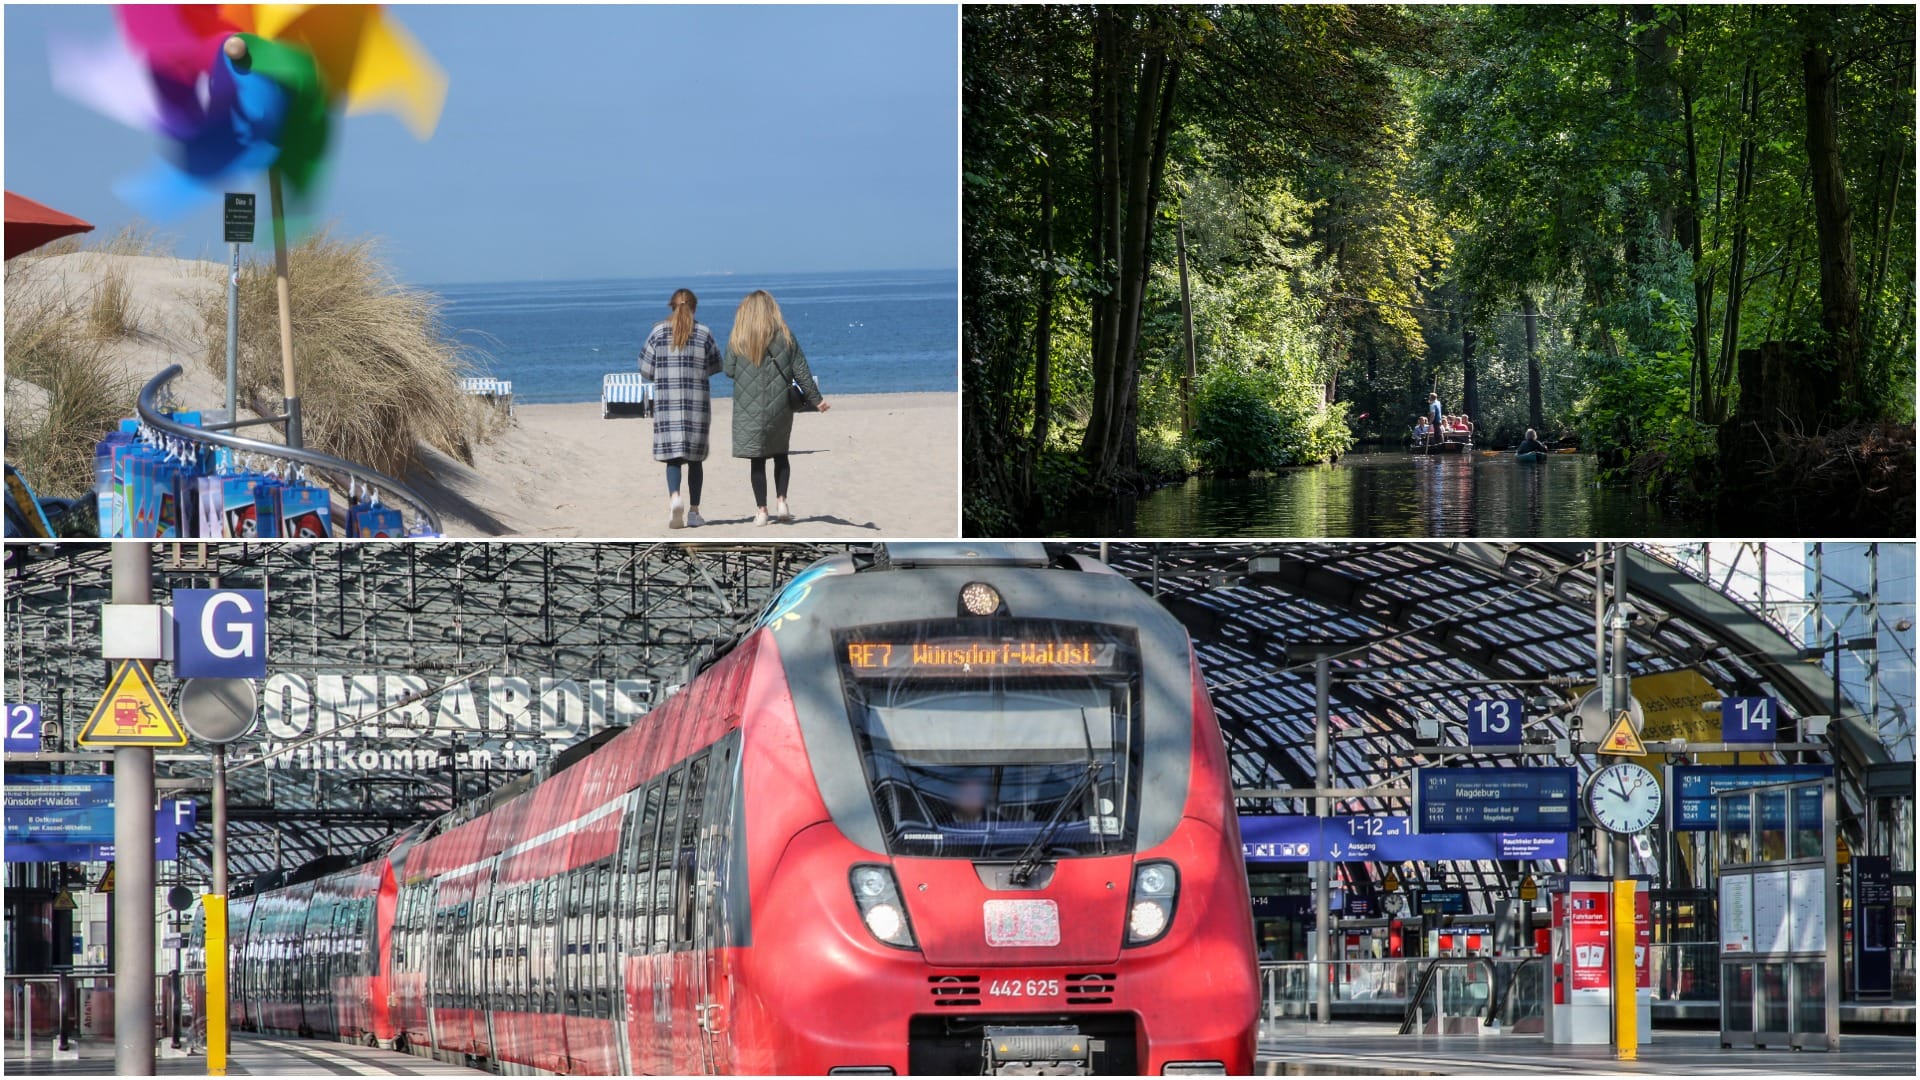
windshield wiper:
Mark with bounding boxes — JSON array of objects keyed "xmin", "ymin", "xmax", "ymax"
[{"xmin": 1009, "ymin": 758, "xmax": 1104, "ymax": 885}]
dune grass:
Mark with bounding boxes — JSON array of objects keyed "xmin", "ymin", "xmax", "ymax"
[
  {"xmin": 205, "ymin": 231, "xmax": 492, "ymax": 479},
  {"xmin": 3, "ymin": 268, "xmax": 137, "ymax": 498},
  {"xmin": 85, "ymin": 263, "xmax": 140, "ymax": 340}
]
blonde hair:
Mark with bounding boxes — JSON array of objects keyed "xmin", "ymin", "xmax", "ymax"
[
  {"xmin": 729, "ymin": 290, "xmax": 790, "ymax": 366},
  {"xmin": 667, "ymin": 288, "xmax": 697, "ymax": 349}
]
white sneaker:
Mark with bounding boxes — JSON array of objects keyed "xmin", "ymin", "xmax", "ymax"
[
  {"xmin": 774, "ymin": 498, "xmax": 794, "ymax": 523},
  {"xmin": 753, "ymin": 509, "xmax": 769, "ymax": 527},
  {"xmin": 668, "ymin": 493, "xmax": 685, "ymax": 529},
  {"xmin": 685, "ymin": 508, "xmax": 706, "ymax": 528}
]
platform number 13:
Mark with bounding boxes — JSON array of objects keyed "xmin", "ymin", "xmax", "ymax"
[{"xmin": 1467, "ymin": 698, "xmax": 1524, "ymax": 744}]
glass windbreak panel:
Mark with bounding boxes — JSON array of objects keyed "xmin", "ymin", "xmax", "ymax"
[
  {"xmin": 1791, "ymin": 787, "xmax": 1824, "ymax": 860},
  {"xmin": 839, "ymin": 620, "xmax": 1142, "ymax": 860},
  {"xmin": 1793, "ymin": 961, "xmax": 1827, "ymax": 1034},
  {"xmin": 1758, "ymin": 789, "xmax": 1789, "ymax": 862},
  {"xmin": 1757, "ymin": 961, "xmax": 1790, "ymax": 1032},
  {"xmin": 1722, "ymin": 962, "xmax": 1753, "ymax": 1032}
]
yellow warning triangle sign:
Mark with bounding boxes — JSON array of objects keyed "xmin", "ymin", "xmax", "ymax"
[
  {"xmin": 77, "ymin": 660, "xmax": 186, "ymax": 748},
  {"xmin": 53, "ymin": 890, "xmax": 76, "ymax": 910},
  {"xmin": 1597, "ymin": 709, "xmax": 1646, "ymax": 756},
  {"xmin": 1383, "ymin": 870, "xmax": 1401, "ymax": 892},
  {"xmin": 96, "ymin": 866, "xmax": 116, "ymax": 893}
]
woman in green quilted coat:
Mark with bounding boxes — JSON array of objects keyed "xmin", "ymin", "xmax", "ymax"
[{"xmin": 723, "ymin": 290, "xmax": 828, "ymax": 525}]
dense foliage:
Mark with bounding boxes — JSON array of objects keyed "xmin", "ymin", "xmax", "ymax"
[{"xmin": 964, "ymin": 4, "xmax": 1914, "ymax": 534}]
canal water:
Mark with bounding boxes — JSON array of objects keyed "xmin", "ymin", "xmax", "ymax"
[{"xmin": 1048, "ymin": 448, "xmax": 1710, "ymax": 538}]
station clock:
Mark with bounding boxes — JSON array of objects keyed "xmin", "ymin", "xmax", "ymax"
[{"xmin": 1583, "ymin": 761, "xmax": 1663, "ymax": 835}]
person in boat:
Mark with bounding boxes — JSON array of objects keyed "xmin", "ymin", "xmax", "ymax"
[
  {"xmin": 1516, "ymin": 427, "xmax": 1549, "ymax": 456},
  {"xmin": 1413, "ymin": 415, "xmax": 1431, "ymax": 442},
  {"xmin": 1427, "ymin": 393, "xmax": 1444, "ymax": 440}
]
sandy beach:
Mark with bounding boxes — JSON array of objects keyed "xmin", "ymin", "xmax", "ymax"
[
  {"xmin": 414, "ymin": 393, "xmax": 957, "ymax": 537},
  {"xmin": 4, "ymin": 251, "xmax": 957, "ymax": 538}
]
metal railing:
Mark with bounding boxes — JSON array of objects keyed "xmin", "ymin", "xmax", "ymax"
[
  {"xmin": 138, "ymin": 363, "xmax": 443, "ymax": 534},
  {"xmin": 1399, "ymin": 957, "xmax": 1497, "ymax": 1035},
  {"xmin": 1, "ymin": 971, "xmax": 203, "ymax": 1061}
]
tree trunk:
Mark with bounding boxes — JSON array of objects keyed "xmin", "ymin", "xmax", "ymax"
[
  {"xmin": 1177, "ymin": 211, "xmax": 1196, "ymax": 436},
  {"xmin": 1025, "ymin": 86, "xmax": 1056, "ymax": 505},
  {"xmin": 1086, "ymin": 9, "xmax": 1122, "ymax": 472},
  {"xmin": 1681, "ymin": 78, "xmax": 1714, "ymax": 422},
  {"xmin": 1802, "ymin": 43, "xmax": 1863, "ymax": 410},
  {"xmin": 1461, "ymin": 323, "xmax": 1479, "ymax": 425},
  {"xmin": 1083, "ymin": 9, "xmax": 1178, "ymax": 484},
  {"xmin": 1523, "ymin": 292, "xmax": 1543, "ymax": 431},
  {"xmin": 1713, "ymin": 65, "xmax": 1760, "ymax": 422}
]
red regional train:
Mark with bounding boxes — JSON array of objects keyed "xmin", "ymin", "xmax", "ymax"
[{"xmin": 192, "ymin": 544, "xmax": 1258, "ymax": 1074}]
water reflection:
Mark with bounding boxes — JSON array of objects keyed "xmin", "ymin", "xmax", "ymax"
[{"xmin": 1049, "ymin": 448, "xmax": 1701, "ymax": 538}]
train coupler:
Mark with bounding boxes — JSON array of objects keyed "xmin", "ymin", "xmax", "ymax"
[{"xmin": 981, "ymin": 1025, "xmax": 1094, "ymax": 1076}]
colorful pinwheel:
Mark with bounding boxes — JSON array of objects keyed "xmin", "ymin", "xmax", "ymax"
[{"xmin": 53, "ymin": 4, "xmax": 446, "ymax": 222}]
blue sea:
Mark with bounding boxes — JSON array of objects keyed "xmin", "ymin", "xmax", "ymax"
[{"xmin": 430, "ymin": 269, "xmax": 956, "ymax": 404}]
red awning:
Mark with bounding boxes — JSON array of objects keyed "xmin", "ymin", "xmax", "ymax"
[{"xmin": 5, "ymin": 191, "xmax": 95, "ymax": 260}]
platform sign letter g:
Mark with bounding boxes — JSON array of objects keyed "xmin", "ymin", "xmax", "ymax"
[{"xmin": 203, "ymin": 593, "xmax": 254, "ymax": 659}]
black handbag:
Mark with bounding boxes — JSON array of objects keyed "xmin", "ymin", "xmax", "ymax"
[{"xmin": 774, "ymin": 351, "xmax": 817, "ymax": 413}]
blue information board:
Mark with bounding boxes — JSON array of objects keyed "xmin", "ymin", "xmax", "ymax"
[
  {"xmin": 1414, "ymin": 767, "xmax": 1578, "ymax": 833},
  {"xmin": 1465, "ymin": 698, "xmax": 1527, "ymax": 745},
  {"xmin": 1241, "ymin": 815, "xmax": 1568, "ymax": 862},
  {"xmin": 1720, "ymin": 696, "xmax": 1780, "ymax": 744},
  {"xmin": 1667, "ymin": 764, "xmax": 1832, "ymax": 831},
  {"xmin": 4, "ymin": 775, "xmax": 197, "ymax": 861},
  {"xmin": 5, "ymin": 704, "xmax": 43, "ymax": 753},
  {"xmin": 1417, "ymin": 889, "xmax": 1470, "ymax": 915}
]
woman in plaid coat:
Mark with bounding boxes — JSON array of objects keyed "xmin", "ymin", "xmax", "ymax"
[{"xmin": 639, "ymin": 288, "xmax": 723, "ymax": 528}]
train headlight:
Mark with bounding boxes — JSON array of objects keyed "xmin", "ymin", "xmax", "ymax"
[
  {"xmin": 959, "ymin": 581, "xmax": 1004, "ymax": 616},
  {"xmin": 849, "ymin": 864, "xmax": 917, "ymax": 949},
  {"xmin": 1125, "ymin": 860, "xmax": 1178, "ymax": 947},
  {"xmin": 864, "ymin": 903, "xmax": 906, "ymax": 942}
]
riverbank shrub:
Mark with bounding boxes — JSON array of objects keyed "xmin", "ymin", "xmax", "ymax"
[
  {"xmin": 1136, "ymin": 424, "xmax": 1193, "ymax": 481},
  {"xmin": 1192, "ymin": 364, "xmax": 1283, "ymax": 476}
]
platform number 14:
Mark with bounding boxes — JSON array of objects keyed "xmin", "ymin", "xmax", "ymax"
[
  {"xmin": 1466, "ymin": 698, "xmax": 1526, "ymax": 745},
  {"xmin": 1722, "ymin": 696, "xmax": 1777, "ymax": 744}
]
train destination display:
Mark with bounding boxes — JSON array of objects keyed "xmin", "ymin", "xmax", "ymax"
[
  {"xmin": 1414, "ymin": 767, "xmax": 1578, "ymax": 833},
  {"xmin": 843, "ymin": 638, "xmax": 1121, "ymax": 675}
]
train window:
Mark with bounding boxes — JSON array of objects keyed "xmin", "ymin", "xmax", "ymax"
[
  {"xmin": 631, "ymin": 781, "xmax": 664, "ymax": 952},
  {"xmin": 563, "ymin": 871, "xmax": 579, "ymax": 1016},
  {"xmin": 653, "ymin": 768, "xmax": 686, "ymax": 951},
  {"xmin": 595, "ymin": 862, "xmax": 613, "ymax": 1016},
  {"xmin": 675, "ymin": 756, "xmax": 710, "ymax": 946},
  {"xmin": 836, "ymin": 621, "xmax": 1144, "ymax": 863}
]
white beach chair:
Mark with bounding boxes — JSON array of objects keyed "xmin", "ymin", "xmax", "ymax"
[
  {"xmin": 603, "ymin": 373, "xmax": 655, "ymax": 418},
  {"xmin": 459, "ymin": 376, "xmax": 515, "ymax": 417}
]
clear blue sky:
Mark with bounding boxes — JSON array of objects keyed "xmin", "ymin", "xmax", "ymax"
[{"xmin": 4, "ymin": 4, "xmax": 958, "ymax": 283}]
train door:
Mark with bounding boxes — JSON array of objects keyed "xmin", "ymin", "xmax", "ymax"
[
  {"xmin": 621, "ymin": 779, "xmax": 666, "ymax": 1075},
  {"xmin": 424, "ymin": 881, "xmax": 443, "ymax": 1053},
  {"xmin": 669, "ymin": 756, "xmax": 712, "ymax": 1073},
  {"xmin": 481, "ymin": 862, "xmax": 505, "ymax": 1066},
  {"xmin": 696, "ymin": 732, "xmax": 742, "ymax": 1074},
  {"xmin": 612, "ymin": 787, "xmax": 644, "ymax": 1075}
]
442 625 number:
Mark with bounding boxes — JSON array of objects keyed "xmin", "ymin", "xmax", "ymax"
[{"xmin": 986, "ymin": 978, "xmax": 1060, "ymax": 998}]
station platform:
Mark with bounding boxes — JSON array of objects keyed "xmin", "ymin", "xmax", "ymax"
[
  {"xmin": 3, "ymin": 1034, "xmax": 485, "ymax": 1076},
  {"xmin": 1256, "ymin": 1024, "xmax": 1918, "ymax": 1075}
]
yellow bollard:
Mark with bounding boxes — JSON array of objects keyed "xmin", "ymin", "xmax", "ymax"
[
  {"xmin": 206, "ymin": 896, "xmax": 228, "ymax": 1076},
  {"xmin": 1612, "ymin": 879, "xmax": 1636, "ymax": 1061}
]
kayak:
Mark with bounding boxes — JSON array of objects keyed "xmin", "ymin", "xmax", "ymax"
[{"xmin": 1516, "ymin": 450, "xmax": 1547, "ymax": 463}]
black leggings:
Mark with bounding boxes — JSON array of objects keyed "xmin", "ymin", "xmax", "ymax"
[
  {"xmin": 665, "ymin": 459, "xmax": 703, "ymax": 505},
  {"xmin": 749, "ymin": 455, "xmax": 790, "ymax": 507}
]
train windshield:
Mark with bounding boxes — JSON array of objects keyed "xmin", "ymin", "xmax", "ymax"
[{"xmin": 837, "ymin": 620, "xmax": 1143, "ymax": 860}]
